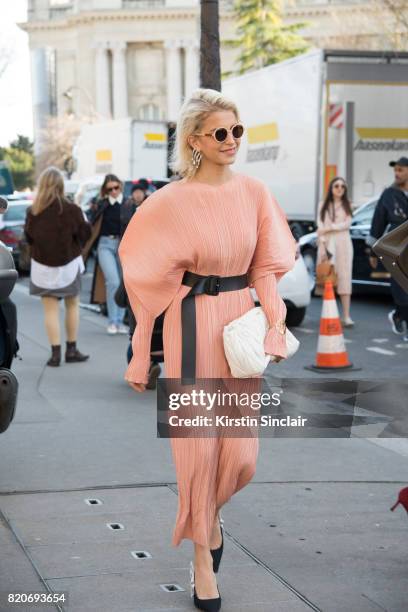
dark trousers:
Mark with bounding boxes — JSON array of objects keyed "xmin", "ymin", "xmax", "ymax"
[{"xmin": 391, "ymin": 278, "xmax": 408, "ymax": 323}]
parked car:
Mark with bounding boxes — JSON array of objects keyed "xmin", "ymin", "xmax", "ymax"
[
  {"xmin": 299, "ymin": 197, "xmax": 391, "ymax": 295},
  {"xmin": 74, "ymin": 176, "xmax": 104, "ymax": 215},
  {"xmin": 64, "ymin": 179, "xmax": 80, "ymax": 203},
  {"xmin": 0, "ymin": 199, "xmax": 31, "ymax": 273},
  {"xmin": 252, "ymin": 248, "xmax": 311, "ymax": 327}
]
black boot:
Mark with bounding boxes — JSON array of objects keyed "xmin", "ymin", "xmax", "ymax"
[
  {"xmin": 47, "ymin": 345, "xmax": 61, "ymax": 367},
  {"xmin": 65, "ymin": 341, "xmax": 89, "ymax": 363}
]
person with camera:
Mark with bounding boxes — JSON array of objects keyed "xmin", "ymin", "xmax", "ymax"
[{"xmin": 371, "ymin": 157, "xmax": 408, "ymax": 340}]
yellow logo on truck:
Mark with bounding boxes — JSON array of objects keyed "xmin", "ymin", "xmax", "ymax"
[
  {"xmin": 247, "ymin": 123, "xmax": 279, "ymax": 144},
  {"xmin": 246, "ymin": 123, "xmax": 280, "ymax": 163},
  {"xmin": 95, "ymin": 149, "xmax": 113, "ymax": 174},
  {"xmin": 144, "ymin": 133, "xmax": 167, "ymax": 150},
  {"xmin": 355, "ymin": 128, "xmax": 408, "ymax": 152},
  {"xmin": 96, "ymin": 150, "xmax": 112, "ymax": 162}
]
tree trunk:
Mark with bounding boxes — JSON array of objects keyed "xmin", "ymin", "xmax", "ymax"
[{"xmin": 200, "ymin": 0, "xmax": 221, "ymax": 91}]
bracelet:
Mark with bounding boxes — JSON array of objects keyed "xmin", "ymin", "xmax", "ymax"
[{"xmin": 274, "ymin": 320, "xmax": 286, "ymax": 335}]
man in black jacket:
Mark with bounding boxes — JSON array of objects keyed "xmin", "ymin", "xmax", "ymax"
[{"xmin": 371, "ymin": 157, "xmax": 408, "ymax": 337}]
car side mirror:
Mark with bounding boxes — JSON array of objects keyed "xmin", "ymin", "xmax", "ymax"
[{"xmin": 0, "ymin": 196, "xmax": 8, "ymax": 214}]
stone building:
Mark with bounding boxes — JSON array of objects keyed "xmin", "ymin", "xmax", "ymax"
[{"xmin": 22, "ymin": 1, "xmax": 402, "ymax": 143}]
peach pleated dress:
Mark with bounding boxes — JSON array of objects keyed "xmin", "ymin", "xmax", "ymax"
[{"xmin": 119, "ymin": 173, "xmax": 296, "ymax": 547}]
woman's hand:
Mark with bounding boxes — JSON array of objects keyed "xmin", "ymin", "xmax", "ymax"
[{"xmin": 128, "ymin": 381, "xmax": 146, "ymax": 392}]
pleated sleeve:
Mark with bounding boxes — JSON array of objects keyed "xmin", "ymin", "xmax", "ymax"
[
  {"xmin": 118, "ymin": 191, "xmax": 188, "ymax": 384},
  {"xmin": 248, "ymin": 182, "xmax": 297, "ymax": 359}
]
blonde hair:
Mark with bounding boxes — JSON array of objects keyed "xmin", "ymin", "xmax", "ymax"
[
  {"xmin": 171, "ymin": 88, "xmax": 240, "ymax": 179},
  {"xmin": 32, "ymin": 167, "xmax": 65, "ymax": 216}
]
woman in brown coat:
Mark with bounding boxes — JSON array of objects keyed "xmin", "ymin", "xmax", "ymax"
[{"xmin": 24, "ymin": 167, "xmax": 91, "ymax": 366}]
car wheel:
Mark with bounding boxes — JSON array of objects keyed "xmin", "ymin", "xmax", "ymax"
[
  {"xmin": 302, "ymin": 247, "xmax": 316, "ymax": 292},
  {"xmin": 286, "ymin": 306, "xmax": 306, "ymax": 328}
]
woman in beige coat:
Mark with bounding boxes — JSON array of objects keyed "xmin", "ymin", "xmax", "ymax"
[{"xmin": 317, "ymin": 177, "xmax": 354, "ymax": 326}]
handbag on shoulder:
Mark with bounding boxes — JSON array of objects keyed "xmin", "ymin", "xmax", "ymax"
[
  {"xmin": 372, "ymin": 220, "xmax": 408, "ymax": 292},
  {"xmin": 223, "ymin": 307, "xmax": 299, "ymax": 378},
  {"xmin": 315, "ymin": 244, "xmax": 337, "ymax": 295}
]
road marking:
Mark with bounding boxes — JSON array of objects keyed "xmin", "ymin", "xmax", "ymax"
[
  {"xmin": 395, "ymin": 343, "xmax": 408, "ymax": 349},
  {"xmin": 344, "ymin": 338, "xmax": 353, "ymax": 344},
  {"xmin": 366, "ymin": 347, "xmax": 396, "ymax": 356},
  {"xmin": 372, "ymin": 338, "xmax": 389, "ymax": 343},
  {"xmin": 292, "ymin": 327, "xmax": 314, "ymax": 334}
]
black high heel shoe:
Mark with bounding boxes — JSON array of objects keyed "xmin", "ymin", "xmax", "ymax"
[
  {"xmin": 210, "ymin": 516, "xmax": 224, "ymax": 574},
  {"xmin": 190, "ymin": 562, "xmax": 221, "ymax": 611}
]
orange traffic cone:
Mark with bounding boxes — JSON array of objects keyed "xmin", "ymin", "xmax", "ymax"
[{"xmin": 306, "ymin": 281, "xmax": 359, "ymax": 372}]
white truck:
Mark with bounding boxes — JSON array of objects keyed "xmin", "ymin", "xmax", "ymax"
[
  {"xmin": 73, "ymin": 118, "xmax": 169, "ymax": 182},
  {"xmin": 223, "ymin": 49, "xmax": 408, "ymax": 238}
]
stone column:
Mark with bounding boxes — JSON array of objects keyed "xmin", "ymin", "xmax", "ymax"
[
  {"xmin": 164, "ymin": 40, "xmax": 182, "ymax": 122},
  {"xmin": 184, "ymin": 40, "xmax": 199, "ymax": 97},
  {"xmin": 94, "ymin": 41, "xmax": 111, "ymax": 118},
  {"xmin": 30, "ymin": 48, "xmax": 50, "ymax": 155},
  {"xmin": 112, "ymin": 41, "xmax": 128, "ymax": 119}
]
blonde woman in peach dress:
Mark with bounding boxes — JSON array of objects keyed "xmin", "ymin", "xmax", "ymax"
[
  {"xmin": 119, "ymin": 89, "xmax": 296, "ymax": 611},
  {"xmin": 317, "ymin": 177, "xmax": 354, "ymax": 327}
]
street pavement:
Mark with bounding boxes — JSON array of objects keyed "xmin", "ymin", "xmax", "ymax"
[{"xmin": 0, "ymin": 271, "xmax": 407, "ymax": 612}]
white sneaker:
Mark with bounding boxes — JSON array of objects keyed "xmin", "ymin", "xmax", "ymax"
[
  {"xmin": 388, "ymin": 310, "xmax": 406, "ymax": 335},
  {"xmin": 116, "ymin": 324, "xmax": 128, "ymax": 335},
  {"xmin": 342, "ymin": 317, "xmax": 355, "ymax": 328},
  {"xmin": 107, "ymin": 324, "xmax": 117, "ymax": 335}
]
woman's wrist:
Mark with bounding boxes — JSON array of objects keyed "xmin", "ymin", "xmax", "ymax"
[{"xmin": 264, "ymin": 321, "xmax": 287, "ymax": 359}]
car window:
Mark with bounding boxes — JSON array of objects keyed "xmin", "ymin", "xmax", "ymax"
[
  {"xmin": 351, "ymin": 201, "xmax": 377, "ymax": 226},
  {"xmin": 3, "ymin": 204, "xmax": 29, "ymax": 222}
]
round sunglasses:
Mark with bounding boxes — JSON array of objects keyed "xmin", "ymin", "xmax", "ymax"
[
  {"xmin": 333, "ymin": 183, "xmax": 346, "ymax": 189},
  {"xmin": 195, "ymin": 123, "xmax": 245, "ymax": 143}
]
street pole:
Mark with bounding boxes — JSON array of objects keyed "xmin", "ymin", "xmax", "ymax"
[{"xmin": 200, "ymin": 0, "xmax": 222, "ymax": 91}]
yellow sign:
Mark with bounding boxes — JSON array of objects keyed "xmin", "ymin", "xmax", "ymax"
[
  {"xmin": 96, "ymin": 150, "xmax": 112, "ymax": 162},
  {"xmin": 356, "ymin": 128, "xmax": 408, "ymax": 139},
  {"xmin": 247, "ymin": 123, "xmax": 279, "ymax": 145},
  {"xmin": 144, "ymin": 133, "xmax": 166, "ymax": 142}
]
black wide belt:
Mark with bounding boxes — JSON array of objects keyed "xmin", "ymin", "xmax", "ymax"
[{"xmin": 181, "ymin": 271, "xmax": 249, "ymax": 383}]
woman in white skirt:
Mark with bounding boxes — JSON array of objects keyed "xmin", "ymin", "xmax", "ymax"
[{"xmin": 24, "ymin": 167, "xmax": 91, "ymax": 366}]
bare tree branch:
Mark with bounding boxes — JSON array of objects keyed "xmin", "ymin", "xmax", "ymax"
[{"xmin": 380, "ymin": 0, "xmax": 408, "ymax": 31}]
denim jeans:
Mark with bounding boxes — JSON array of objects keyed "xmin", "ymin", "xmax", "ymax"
[{"xmin": 97, "ymin": 236, "xmax": 125, "ymax": 325}]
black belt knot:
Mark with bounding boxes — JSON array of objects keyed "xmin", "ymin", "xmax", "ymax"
[
  {"xmin": 181, "ymin": 271, "xmax": 249, "ymax": 383},
  {"xmin": 204, "ymin": 275, "xmax": 221, "ymax": 296}
]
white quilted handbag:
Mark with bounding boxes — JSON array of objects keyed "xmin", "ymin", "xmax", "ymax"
[{"xmin": 223, "ymin": 307, "xmax": 300, "ymax": 378}]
